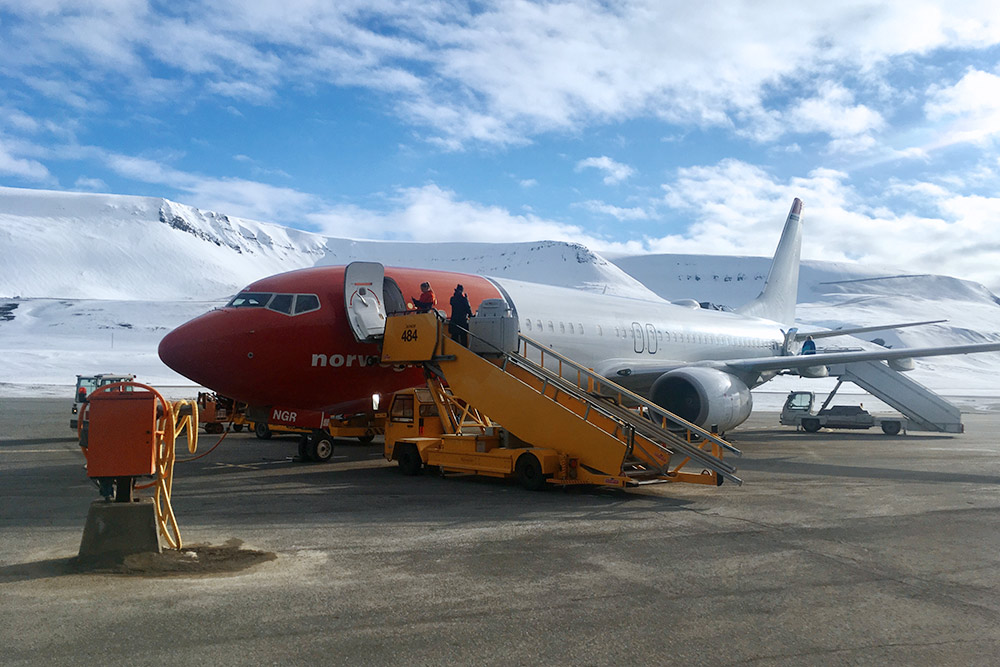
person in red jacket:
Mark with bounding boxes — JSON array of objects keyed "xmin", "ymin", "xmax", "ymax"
[{"xmin": 412, "ymin": 282, "xmax": 437, "ymax": 313}]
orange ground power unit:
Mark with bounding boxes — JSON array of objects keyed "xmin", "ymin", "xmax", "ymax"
[{"xmin": 86, "ymin": 391, "xmax": 158, "ymax": 478}]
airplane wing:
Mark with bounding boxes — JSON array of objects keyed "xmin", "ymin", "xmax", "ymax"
[
  {"xmin": 593, "ymin": 340, "xmax": 1000, "ymax": 381},
  {"xmin": 792, "ymin": 320, "xmax": 947, "ymax": 341},
  {"xmin": 722, "ymin": 340, "xmax": 1000, "ymax": 374}
]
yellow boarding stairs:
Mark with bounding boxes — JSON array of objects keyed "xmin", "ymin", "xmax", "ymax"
[{"xmin": 380, "ymin": 307, "xmax": 741, "ymax": 490}]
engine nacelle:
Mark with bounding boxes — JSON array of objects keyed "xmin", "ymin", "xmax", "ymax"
[
  {"xmin": 649, "ymin": 367, "xmax": 753, "ymax": 433},
  {"xmin": 888, "ymin": 357, "xmax": 914, "ymax": 371},
  {"xmin": 799, "ymin": 364, "xmax": 829, "ymax": 378}
]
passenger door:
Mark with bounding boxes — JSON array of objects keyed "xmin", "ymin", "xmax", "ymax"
[{"xmin": 344, "ymin": 262, "xmax": 388, "ymax": 342}]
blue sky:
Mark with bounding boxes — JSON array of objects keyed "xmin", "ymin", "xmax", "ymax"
[{"xmin": 2, "ymin": 1, "xmax": 1000, "ymax": 289}]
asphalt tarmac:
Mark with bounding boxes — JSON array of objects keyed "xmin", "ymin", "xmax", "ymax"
[{"xmin": 2, "ymin": 397, "xmax": 1000, "ymax": 666}]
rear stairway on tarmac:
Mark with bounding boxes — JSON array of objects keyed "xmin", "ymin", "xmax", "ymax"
[
  {"xmin": 826, "ymin": 360, "xmax": 964, "ymax": 433},
  {"xmin": 381, "ymin": 310, "xmax": 741, "ymax": 488}
]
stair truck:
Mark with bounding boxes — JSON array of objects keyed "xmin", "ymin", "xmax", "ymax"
[{"xmin": 378, "ymin": 303, "xmax": 742, "ymax": 490}]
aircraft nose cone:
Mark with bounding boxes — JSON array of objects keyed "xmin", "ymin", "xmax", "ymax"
[{"xmin": 158, "ymin": 312, "xmax": 232, "ymax": 388}]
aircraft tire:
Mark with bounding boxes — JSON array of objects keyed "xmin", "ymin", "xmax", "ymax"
[
  {"xmin": 802, "ymin": 418, "xmax": 821, "ymax": 433},
  {"xmin": 308, "ymin": 436, "xmax": 334, "ymax": 463},
  {"xmin": 254, "ymin": 423, "xmax": 272, "ymax": 440},
  {"xmin": 396, "ymin": 444, "xmax": 422, "ymax": 476},
  {"xmin": 881, "ymin": 421, "xmax": 901, "ymax": 436},
  {"xmin": 515, "ymin": 454, "xmax": 546, "ymax": 491}
]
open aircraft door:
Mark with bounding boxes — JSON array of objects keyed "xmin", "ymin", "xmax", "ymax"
[{"xmin": 345, "ymin": 262, "xmax": 388, "ymax": 343}]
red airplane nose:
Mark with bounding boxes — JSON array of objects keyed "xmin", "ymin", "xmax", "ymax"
[{"xmin": 158, "ymin": 311, "xmax": 238, "ymax": 391}]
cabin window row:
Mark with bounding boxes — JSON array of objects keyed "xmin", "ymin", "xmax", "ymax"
[
  {"xmin": 522, "ymin": 317, "xmax": 773, "ymax": 348},
  {"xmin": 227, "ymin": 292, "xmax": 321, "ymax": 316}
]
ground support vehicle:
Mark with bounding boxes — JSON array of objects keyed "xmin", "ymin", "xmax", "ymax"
[
  {"xmin": 71, "ymin": 373, "xmax": 135, "ymax": 429},
  {"xmin": 379, "ymin": 308, "xmax": 742, "ymax": 490},
  {"xmin": 196, "ymin": 393, "xmax": 249, "ymax": 434},
  {"xmin": 251, "ymin": 410, "xmax": 385, "ymax": 463},
  {"xmin": 780, "ymin": 390, "xmax": 907, "ymax": 435}
]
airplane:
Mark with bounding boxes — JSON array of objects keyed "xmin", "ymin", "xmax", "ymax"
[{"xmin": 158, "ymin": 198, "xmax": 1000, "ymax": 433}]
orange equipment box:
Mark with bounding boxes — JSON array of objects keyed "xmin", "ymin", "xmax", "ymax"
[{"xmin": 86, "ymin": 391, "xmax": 158, "ymax": 478}]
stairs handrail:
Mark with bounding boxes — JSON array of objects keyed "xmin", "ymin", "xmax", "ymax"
[{"xmin": 517, "ymin": 333, "xmax": 741, "ymax": 457}]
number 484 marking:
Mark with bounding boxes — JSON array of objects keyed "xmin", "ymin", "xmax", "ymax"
[{"xmin": 401, "ymin": 328, "xmax": 418, "ymax": 342}]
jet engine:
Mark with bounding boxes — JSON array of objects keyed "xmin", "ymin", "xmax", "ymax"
[
  {"xmin": 888, "ymin": 358, "xmax": 914, "ymax": 371},
  {"xmin": 649, "ymin": 367, "xmax": 753, "ymax": 433}
]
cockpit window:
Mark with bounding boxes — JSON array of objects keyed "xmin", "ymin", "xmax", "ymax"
[
  {"xmin": 268, "ymin": 294, "xmax": 294, "ymax": 314},
  {"xmin": 226, "ymin": 291, "xmax": 320, "ymax": 315},
  {"xmin": 228, "ymin": 292, "xmax": 271, "ymax": 308},
  {"xmin": 294, "ymin": 294, "xmax": 320, "ymax": 314}
]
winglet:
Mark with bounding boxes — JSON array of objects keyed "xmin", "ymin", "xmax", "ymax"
[{"xmin": 735, "ymin": 198, "xmax": 803, "ymax": 325}]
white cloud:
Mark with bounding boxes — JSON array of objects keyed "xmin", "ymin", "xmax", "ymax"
[
  {"xmin": 73, "ymin": 176, "xmax": 107, "ymax": 191},
  {"xmin": 307, "ymin": 184, "xmax": 597, "ymax": 245},
  {"xmin": 786, "ymin": 83, "xmax": 884, "ymax": 150},
  {"xmin": 575, "ymin": 156, "xmax": 635, "ymax": 184},
  {"xmin": 5, "ymin": 2, "xmax": 1000, "ymax": 146},
  {"xmin": 102, "ymin": 153, "xmax": 318, "ymax": 222},
  {"xmin": 925, "ymin": 68, "xmax": 1000, "ymax": 147},
  {"xmin": 0, "ymin": 138, "xmax": 52, "ymax": 182},
  {"xmin": 578, "ymin": 200, "xmax": 649, "ymax": 221},
  {"xmin": 657, "ymin": 158, "xmax": 1000, "ymax": 291}
]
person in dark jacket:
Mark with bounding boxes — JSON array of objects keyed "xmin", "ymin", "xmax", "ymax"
[
  {"xmin": 801, "ymin": 335, "xmax": 816, "ymax": 355},
  {"xmin": 449, "ymin": 284, "xmax": 473, "ymax": 346}
]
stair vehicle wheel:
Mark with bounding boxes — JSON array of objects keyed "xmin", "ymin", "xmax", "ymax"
[
  {"xmin": 357, "ymin": 432, "xmax": 375, "ymax": 444},
  {"xmin": 205, "ymin": 422, "xmax": 224, "ymax": 434},
  {"xmin": 396, "ymin": 444, "xmax": 423, "ymax": 476},
  {"xmin": 254, "ymin": 422, "xmax": 272, "ymax": 440},
  {"xmin": 881, "ymin": 421, "xmax": 901, "ymax": 436},
  {"xmin": 232, "ymin": 423, "xmax": 244, "ymax": 433},
  {"xmin": 515, "ymin": 453, "xmax": 546, "ymax": 491},
  {"xmin": 802, "ymin": 418, "xmax": 821, "ymax": 433},
  {"xmin": 308, "ymin": 436, "xmax": 334, "ymax": 463},
  {"xmin": 297, "ymin": 436, "xmax": 309, "ymax": 460}
]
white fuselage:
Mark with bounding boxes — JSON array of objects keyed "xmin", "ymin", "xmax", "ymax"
[{"xmin": 492, "ymin": 277, "xmax": 786, "ymax": 383}]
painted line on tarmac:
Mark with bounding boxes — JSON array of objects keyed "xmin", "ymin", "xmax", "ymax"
[{"xmin": 0, "ymin": 449, "xmax": 77, "ymax": 453}]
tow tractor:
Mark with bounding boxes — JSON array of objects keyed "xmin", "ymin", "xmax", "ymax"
[
  {"xmin": 780, "ymin": 389, "xmax": 907, "ymax": 435},
  {"xmin": 71, "ymin": 373, "xmax": 135, "ymax": 430},
  {"xmin": 196, "ymin": 392, "xmax": 250, "ymax": 434},
  {"xmin": 249, "ymin": 408, "xmax": 386, "ymax": 462}
]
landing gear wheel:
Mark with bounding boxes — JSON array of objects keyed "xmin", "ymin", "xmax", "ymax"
[
  {"xmin": 396, "ymin": 444, "xmax": 422, "ymax": 476},
  {"xmin": 357, "ymin": 432, "xmax": 375, "ymax": 444},
  {"xmin": 254, "ymin": 422, "xmax": 271, "ymax": 440},
  {"xmin": 515, "ymin": 454, "xmax": 546, "ymax": 491},
  {"xmin": 308, "ymin": 436, "xmax": 334, "ymax": 463},
  {"xmin": 802, "ymin": 418, "xmax": 821, "ymax": 433},
  {"xmin": 881, "ymin": 421, "xmax": 901, "ymax": 436},
  {"xmin": 232, "ymin": 423, "xmax": 244, "ymax": 433}
]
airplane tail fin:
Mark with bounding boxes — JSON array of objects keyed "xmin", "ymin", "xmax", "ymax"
[{"xmin": 735, "ymin": 198, "xmax": 803, "ymax": 325}]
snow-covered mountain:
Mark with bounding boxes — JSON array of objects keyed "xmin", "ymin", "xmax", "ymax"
[
  {"xmin": 1, "ymin": 186, "xmax": 999, "ymax": 400},
  {"xmin": 0, "ymin": 186, "xmax": 655, "ymax": 301}
]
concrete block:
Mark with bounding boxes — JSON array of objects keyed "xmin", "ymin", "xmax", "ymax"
[{"xmin": 78, "ymin": 498, "xmax": 161, "ymax": 563}]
